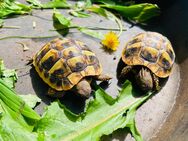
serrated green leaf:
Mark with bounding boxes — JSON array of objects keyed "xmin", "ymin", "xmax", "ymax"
[
  {"xmin": 35, "ymin": 81, "xmax": 151, "ymax": 141},
  {"xmin": 41, "ymin": 0, "xmax": 71, "ymax": 9},
  {"xmin": 101, "ymin": 3, "xmax": 160, "ymax": 23}
]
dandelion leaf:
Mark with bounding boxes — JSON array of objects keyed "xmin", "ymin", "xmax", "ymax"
[{"xmin": 35, "ymin": 81, "xmax": 151, "ymax": 141}]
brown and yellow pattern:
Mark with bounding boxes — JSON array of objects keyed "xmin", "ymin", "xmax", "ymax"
[
  {"xmin": 122, "ymin": 32, "xmax": 175, "ymax": 78},
  {"xmin": 33, "ymin": 38, "xmax": 102, "ymax": 91}
]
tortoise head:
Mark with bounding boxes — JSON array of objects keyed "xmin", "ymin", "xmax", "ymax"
[
  {"xmin": 135, "ymin": 67, "xmax": 154, "ymax": 92},
  {"xmin": 75, "ymin": 79, "xmax": 91, "ymax": 98}
]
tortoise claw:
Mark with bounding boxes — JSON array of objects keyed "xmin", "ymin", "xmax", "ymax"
[
  {"xmin": 95, "ymin": 74, "xmax": 112, "ymax": 81},
  {"xmin": 119, "ymin": 65, "xmax": 133, "ymax": 79},
  {"xmin": 153, "ymin": 74, "xmax": 160, "ymax": 91}
]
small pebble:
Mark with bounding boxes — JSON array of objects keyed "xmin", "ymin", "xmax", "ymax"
[
  {"xmin": 99, "ymin": 19, "xmax": 103, "ymax": 23},
  {"xmin": 33, "ymin": 21, "xmax": 36, "ymax": 29}
]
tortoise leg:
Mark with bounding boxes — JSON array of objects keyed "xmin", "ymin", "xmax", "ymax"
[
  {"xmin": 152, "ymin": 74, "xmax": 160, "ymax": 91},
  {"xmin": 119, "ymin": 65, "xmax": 133, "ymax": 79},
  {"xmin": 47, "ymin": 88, "xmax": 66, "ymax": 98},
  {"xmin": 135, "ymin": 67, "xmax": 153, "ymax": 92},
  {"xmin": 95, "ymin": 74, "xmax": 112, "ymax": 81}
]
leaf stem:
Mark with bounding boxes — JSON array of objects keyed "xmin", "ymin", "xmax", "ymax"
[
  {"xmin": 50, "ymin": 26, "xmax": 126, "ymax": 31},
  {"xmin": 1, "ymin": 26, "xmax": 21, "ymax": 29},
  {"xmin": 0, "ymin": 35, "xmax": 60, "ymax": 41}
]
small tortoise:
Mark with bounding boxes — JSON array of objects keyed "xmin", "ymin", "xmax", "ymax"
[
  {"xmin": 120, "ymin": 32, "xmax": 175, "ymax": 92},
  {"xmin": 33, "ymin": 38, "xmax": 111, "ymax": 98}
]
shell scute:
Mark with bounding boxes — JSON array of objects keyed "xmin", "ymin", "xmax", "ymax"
[
  {"xmin": 140, "ymin": 47, "xmax": 159, "ymax": 63},
  {"xmin": 67, "ymin": 56, "xmax": 87, "ymax": 72}
]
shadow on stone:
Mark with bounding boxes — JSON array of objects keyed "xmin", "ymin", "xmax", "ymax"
[
  {"xmin": 30, "ymin": 66, "xmax": 111, "ymax": 114},
  {"xmin": 101, "ymin": 127, "xmax": 130, "ymax": 141}
]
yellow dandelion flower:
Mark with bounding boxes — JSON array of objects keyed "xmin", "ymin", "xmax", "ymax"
[{"xmin": 101, "ymin": 31, "xmax": 120, "ymax": 51}]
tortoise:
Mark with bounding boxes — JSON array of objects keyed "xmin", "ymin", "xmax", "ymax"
[
  {"xmin": 119, "ymin": 32, "xmax": 175, "ymax": 92},
  {"xmin": 33, "ymin": 38, "xmax": 111, "ymax": 98}
]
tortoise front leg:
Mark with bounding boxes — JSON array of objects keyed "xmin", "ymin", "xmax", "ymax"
[
  {"xmin": 152, "ymin": 74, "xmax": 160, "ymax": 91},
  {"xmin": 119, "ymin": 65, "xmax": 133, "ymax": 79},
  {"xmin": 95, "ymin": 74, "xmax": 112, "ymax": 81}
]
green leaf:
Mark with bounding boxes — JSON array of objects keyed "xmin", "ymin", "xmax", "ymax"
[
  {"xmin": 84, "ymin": 0, "xmax": 92, "ymax": 7},
  {"xmin": 0, "ymin": 0, "xmax": 31, "ymax": 19},
  {"xmin": 0, "ymin": 79, "xmax": 40, "ymax": 122},
  {"xmin": 19, "ymin": 94, "xmax": 41, "ymax": 108},
  {"xmin": 0, "ymin": 113, "xmax": 38, "ymax": 141},
  {"xmin": 78, "ymin": 27, "xmax": 104, "ymax": 39},
  {"xmin": 0, "ymin": 59, "xmax": 17, "ymax": 88},
  {"xmin": 91, "ymin": 0, "xmax": 116, "ymax": 5},
  {"xmin": 26, "ymin": 0, "xmax": 42, "ymax": 7},
  {"xmin": 69, "ymin": 10, "xmax": 90, "ymax": 18},
  {"xmin": 88, "ymin": 5, "xmax": 110, "ymax": 18},
  {"xmin": 34, "ymin": 81, "xmax": 151, "ymax": 141},
  {"xmin": 88, "ymin": 6, "xmax": 124, "ymax": 36},
  {"xmin": 0, "ymin": 99, "xmax": 35, "ymax": 131},
  {"xmin": 68, "ymin": 1, "xmax": 91, "ymax": 18},
  {"xmin": 41, "ymin": 0, "xmax": 71, "ymax": 9},
  {"xmin": 101, "ymin": 3, "xmax": 160, "ymax": 23},
  {"xmin": 53, "ymin": 10, "xmax": 72, "ymax": 35}
]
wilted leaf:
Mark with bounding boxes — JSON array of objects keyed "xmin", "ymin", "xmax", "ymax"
[{"xmin": 42, "ymin": 0, "xmax": 71, "ymax": 9}]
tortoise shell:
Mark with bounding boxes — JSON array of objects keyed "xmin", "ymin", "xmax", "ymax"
[
  {"xmin": 122, "ymin": 32, "xmax": 175, "ymax": 78},
  {"xmin": 33, "ymin": 38, "xmax": 102, "ymax": 91}
]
